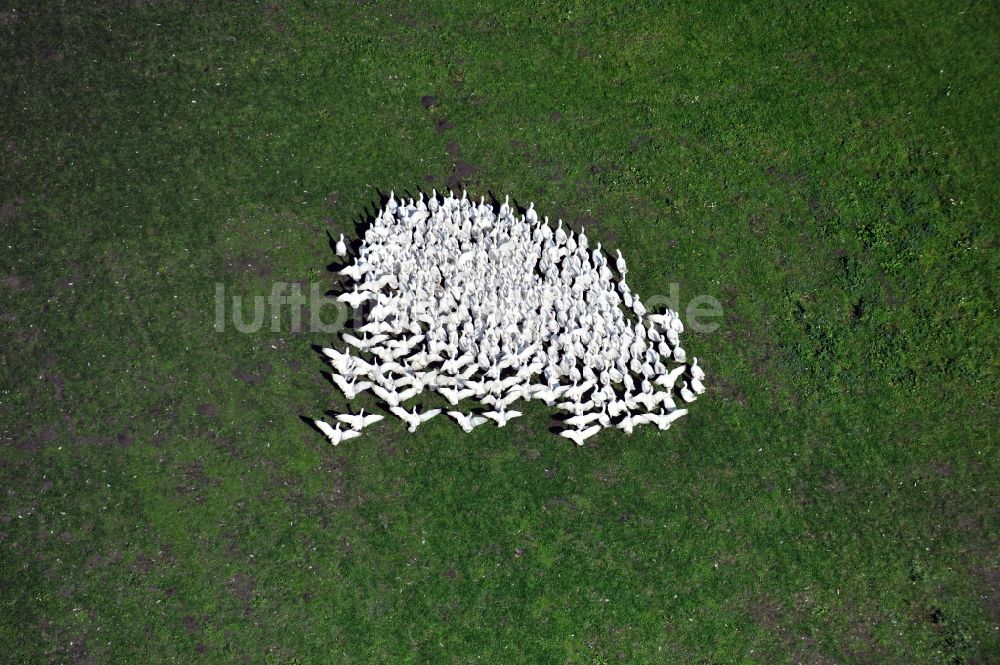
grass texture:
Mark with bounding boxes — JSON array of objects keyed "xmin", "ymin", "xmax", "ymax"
[{"xmin": 0, "ymin": 1, "xmax": 997, "ymax": 662}]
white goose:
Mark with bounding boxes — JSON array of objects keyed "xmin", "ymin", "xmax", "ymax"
[
  {"xmin": 617, "ymin": 412, "xmax": 638, "ymax": 435},
  {"xmin": 329, "ymin": 373, "xmax": 373, "ymax": 400},
  {"xmin": 342, "ymin": 331, "xmax": 388, "ymax": 350},
  {"xmin": 389, "ymin": 406, "xmax": 441, "ymax": 432},
  {"xmin": 655, "ymin": 364, "xmax": 687, "ymax": 390},
  {"xmin": 530, "ymin": 385, "xmax": 565, "ymax": 406},
  {"xmin": 336, "ymin": 408, "xmax": 384, "ymax": 430},
  {"xmin": 438, "ymin": 384, "xmax": 477, "ymax": 406},
  {"xmin": 339, "ymin": 263, "xmax": 371, "ymax": 282},
  {"xmin": 312, "ymin": 419, "xmax": 361, "ymax": 446},
  {"xmin": 690, "ymin": 357, "xmax": 705, "ymax": 381},
  {"xmin": 647, "ymin": 408, "xmax": 688, "ymax": 430},
  {"xmin": 565, "ymin": 411, "xmax": 602, "ymax": 428},
  {"xmin": 482, "ymin": 406, "xmax": 522, "ymax": 427},
  {"xmin": 615, "ymin": 249, "xmax": 628, "ymax": 276},
  {"xmin": 371, "ymin": 384, "xmax": 418, "ymax": 408},
  {"xmin": 447, "ymin": 411, "xmax": 489, "ymax": 433},
  {"xmin": 560, "ymin": 424, "xmax": 601, "ymax": 446},
  {"xmin": 321, "ymin": 346, "xmax": 354, "ymax": 372}
]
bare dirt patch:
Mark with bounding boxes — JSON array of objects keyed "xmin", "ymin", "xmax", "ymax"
[
  {"xmin": 175, "ymin": 461, "xmax": 218, "ymax": 502},
  {"xmin": 969, "ymin": 543, "xmax": 1000, "ymax": 626},
  {"xmin": 446, "ymin": 161, "xmax": 480, "ymax": 190},
  {"xmin": 44, "ymin": 370, "xmax": 65, "ymax": 401},
  {"xmin": 225, "ymin": 252, "xmax": 274, "ymax": 279},
  {"xmin": 0, "ymin": 196, "xmax": 22, "ymax": 224},
  {"xmin": 234, "ymin": 362, "xmax": 272, "ymax": 385},
  {"xmin": 227, "ymin": 572, "xmax": 256, "ymax": 614},
  {"xmin": 2, "ymin": 274, "xmax": 32, "ymax": 290},
  {"xmin": 593, "ymin": 464, "xmax": 622, "ymax": 485},
  {"xmin": 197, "ymin": 403, "xmax": 218, "ymax": 418},
  {"xmin": 629, "ymin": 134, "xmax": 653, "ymax": 151},
  {"xmin": 930, "ymin": 460, "xmax": 954, "ymax": 477},
  {"xmin": 747, "ymin": 213, "xmax": 768, "ymax": 236},
  {"xmin": 712, "ymin": 375, "xmax": 747, "ymax": 406},
  {"xmin": 182, "ymin": 615, "xmax": 200, "ymax": 634},
  {"xmin": 84, "ymin": 549, "xmax": 122, "ymax": 571},
  {"xmin": 765, "ymin": 164, "xmax": 804, "ymax": 185},
  {"xmin": 19, "ymin": 425, "xmax": 56, "ymax": 453}
]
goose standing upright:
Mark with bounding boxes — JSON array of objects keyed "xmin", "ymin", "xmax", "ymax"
[{"xmin": 615, "ymin": 249, "xmax": 628, "ymax": 277}]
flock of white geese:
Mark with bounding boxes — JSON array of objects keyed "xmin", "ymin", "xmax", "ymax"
[{"xmin": 311, "ymin": 190, "xmax": 706, "ymax": 446}]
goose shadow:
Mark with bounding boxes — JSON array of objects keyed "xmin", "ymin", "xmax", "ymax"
[
  {"xmin": 300, "ymin": 414, "xmax": 324, "ymax": 434},
  {"xmin": 548, "ymin": 411, "xmax": 572, "ymax": 425}
]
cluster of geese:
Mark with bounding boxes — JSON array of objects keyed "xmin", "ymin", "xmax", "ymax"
[{"xmin": 310, "ymin": 190, "xmax": 706, "ymax": 446}]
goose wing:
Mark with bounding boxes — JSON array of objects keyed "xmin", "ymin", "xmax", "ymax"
[
  {"xmin": 418, "ymin": 408, "xmax": 441, "ymax": 423},
  {"xmin": 335, "ymin": 413, "xmax": 361, "ymax": 428},
  {"xmin": 482, "ymin": 410, "xmax": 503, "ymax": 425},
  {"xmin": 389, "ymin": 406, "xmax": 412, "ymax": 424},
  {"xmin": 361, "ymin": 413, "xmax": 384, "ymax": 427},
  {"xmin": 313, "ymin": 419, "xmax": 338, "ymax": 442},
  {"xmin": 329, "ymin": 373, "xmax": 351, "ymax": 395},
  {"xmin": 664, "ymin": 408, "xmax": 688, "ymax": 424}
]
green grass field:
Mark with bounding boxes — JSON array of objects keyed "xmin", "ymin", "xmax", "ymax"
[{"xmin": 1, "ymin": 1, "xmax": 997, "ymax": 662}]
